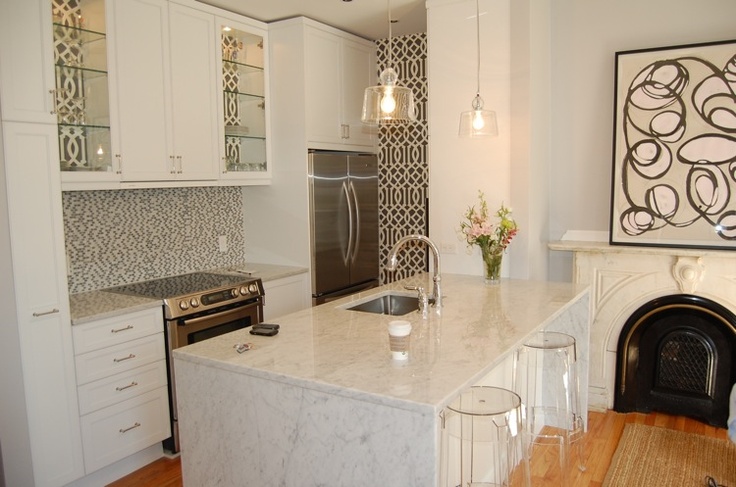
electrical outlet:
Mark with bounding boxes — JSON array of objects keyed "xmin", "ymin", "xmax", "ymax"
[
  {"xmin": 440, "ymin": 242, "xmax": 457, "ymax": 254},
  {"xmin": 218, "ymin": 235, "xmax": 228, "ymax": 252}
]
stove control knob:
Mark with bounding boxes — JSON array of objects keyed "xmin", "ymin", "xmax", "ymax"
[
  {"xmin": 190, "ymin": 298, "xmax": 200, "ymax": 308},
  {"xmin": 248, "ymin": 283, "xmax": 259, "ymax": 293},
  {"xmin": 179, "ymin": 300, "xmax": 189, "ymax": 311},
  {"xmin": 239, "ymin": 285, "xmax": 249, "ymax": 296},
  {"xmin": 231, "ymin": 288, "xmax": 239, "ymax": 298}
]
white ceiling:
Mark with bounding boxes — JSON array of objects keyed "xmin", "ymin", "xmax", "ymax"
[{"xmin": 195, "ymin": 0, "xmax": 428, "ymax": 40}]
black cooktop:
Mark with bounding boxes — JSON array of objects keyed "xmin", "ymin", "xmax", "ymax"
[{"xmin": 109, "ymin": 272, "xmax": 253, "ymax": 299}]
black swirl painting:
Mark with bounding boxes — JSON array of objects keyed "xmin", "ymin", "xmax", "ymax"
[{"xmin": 610, "ymin": 39, "xmax": 736, "ymax": 250}]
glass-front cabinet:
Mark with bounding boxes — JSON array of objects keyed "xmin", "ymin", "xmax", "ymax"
[
  {"xmin": 218, "ymin": 17, "xmax": 271, "ymax": 183},
  {"xmin": 52, "ymin": 0, "xmax": 116, "ymax": 179}
]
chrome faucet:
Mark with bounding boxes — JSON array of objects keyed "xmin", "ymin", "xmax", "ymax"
[{"xmin": 386, "ymin": 234, "xmax": 442, "ymax": 310}]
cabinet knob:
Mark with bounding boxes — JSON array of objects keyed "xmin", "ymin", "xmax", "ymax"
[{"xmin": 115, "ymin": 154, "xmax": 122, "ymax": 174}]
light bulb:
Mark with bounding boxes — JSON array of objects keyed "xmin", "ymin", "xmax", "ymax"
[
  {"xmin": 472, "ymin": 110, "xmax": 485, "ymax": 130},
  {"xmin": 380, "ymin": 89, "xmax": 396, "ymax": 114},
  {"xmin": 96, "ymin": 145, "xmax": 104, "ymax": 156}
]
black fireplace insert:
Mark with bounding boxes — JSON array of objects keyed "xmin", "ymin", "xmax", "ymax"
[{"xmin": 614, "ymin": 294, "xmax": 736, "ymax": 427}]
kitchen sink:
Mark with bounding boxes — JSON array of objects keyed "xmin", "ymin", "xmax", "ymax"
[{"xmin": 345, "ymin": 293, "xmax": 418, "ymax": 316}]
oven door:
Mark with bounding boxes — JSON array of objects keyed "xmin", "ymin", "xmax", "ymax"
[
  {"xmin": 168, "ymin": 300, "xmax": 262, "ymax": 350},
  {"xmin": 164, "ymin": 298, "xmax": 262, "ymax": 453}
]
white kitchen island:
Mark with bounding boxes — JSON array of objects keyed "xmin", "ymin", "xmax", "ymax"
[{"xmin": 173, "ymin": 274, "xmax": 589, "ymax": 486}]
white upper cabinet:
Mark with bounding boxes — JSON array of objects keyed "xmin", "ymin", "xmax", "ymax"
[
  {"xmin": 304, "ymin": 22, "xmax": 376, "ymax": 149},
  {"xmin": 340, "ymin": 38, "xmax": 377, "ymax": 148},
  {"xmin": 216, "ymin": 15, "xmax": 272, "ymax": 184},
  {"xmin": 110, "ymin": 0, "xmax": 218, "ymax": 182},
  {"xmin": 0, "ymin": 0, "xmax": 57, "ymax": 123},
  {"xmin": 52, "ymin": 0, "xmax": 121, "ymax": 187},
  {"xmin": 168, "ymin": 3, "xmax": 219, "ymax": 180},
  {"xmin": 270, "ymin": 17, "xmax": 376, "ymax": 153}
]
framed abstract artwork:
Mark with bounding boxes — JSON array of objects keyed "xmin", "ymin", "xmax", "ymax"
[{"xmin": 609, "ymin": 39, "xmax": 736, "ymax": 250}]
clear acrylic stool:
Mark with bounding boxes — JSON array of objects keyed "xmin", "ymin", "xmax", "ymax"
[
  {"xmin": 440, "ymin": 386, "xmax": 530, "ymax": 487},
  {"xmin": 513, "ymin": 331, "xmax": 585, "ymax": 485}
]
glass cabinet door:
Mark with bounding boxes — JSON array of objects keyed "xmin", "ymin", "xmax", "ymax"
[
  {"xmin": 52, "ymin": 0, "xmax": 113, "ymax": 174},
  {"xmin": 219, "ymin": 20, "xmax": 269, "ymax": 178}
]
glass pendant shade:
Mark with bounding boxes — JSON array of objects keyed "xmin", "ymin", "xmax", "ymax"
[
  {"xmin": 459, "ymin": 94, "xmax": 498, "ymax": 137},
  {"xmin": 459, "ymin": 0, "xmax": 498, "ymax": 138},
  {"xmin": 362, "ymin": 67, "xmax": 417, "ymax": 125}
]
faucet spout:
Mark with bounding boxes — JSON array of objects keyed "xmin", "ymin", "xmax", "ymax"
[{"xmin": 386, "ymin": 234, "xmax": 442, "ymax": 310}]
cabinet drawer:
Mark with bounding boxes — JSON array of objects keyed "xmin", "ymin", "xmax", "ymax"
[
  {"xmin": 80, "ymin": 387, "xmax": 170, "ymax": 473},
  {"xmin": 73, "ymin": 307, "xmax": 163, "ymax": 354},
  {"xmin": 77, "ymin": 360, "xmax": 168, "ymax": 415},
  {"xmin": 75, "ymin": 333, "xmax": 165, "ymax": 385}
]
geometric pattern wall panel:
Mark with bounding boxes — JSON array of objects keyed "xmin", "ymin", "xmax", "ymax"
[
  {"xmin": 377, "ymin": 33, "xmax": 429, "ymax": 284},
  {"xmin": 63, "ymin": 187, "xmax": 246, "ymax": 294},
  {"xmin": 223, "ymin": 35, "xmax": 243, "ymax": 168},
  {"xmin": 53, "ymin": 0, "xmax": 88, "ymax": 167}
]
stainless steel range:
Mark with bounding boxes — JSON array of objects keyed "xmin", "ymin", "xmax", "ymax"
[{"xmin": 109, "ymin": 271, "xmax": 265, "ymax": 453}]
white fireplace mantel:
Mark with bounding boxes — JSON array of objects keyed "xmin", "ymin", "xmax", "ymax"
[{"xmin": 549, "ymin": 240, "xmax": 736, "ymax": 411}]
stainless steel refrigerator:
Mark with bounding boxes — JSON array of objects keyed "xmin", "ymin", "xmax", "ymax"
[{"xmin": 309, "ymin": 150, "xmax": 379, "ymax": 305}]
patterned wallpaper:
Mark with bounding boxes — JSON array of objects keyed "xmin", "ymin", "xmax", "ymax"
[
  {"xmin": 377, "ymin": 33, "xmax": 430, "ymax": 284},
  {"xmin": 63, "ymin": 187, "xmax": 246, "ymax": 294}
]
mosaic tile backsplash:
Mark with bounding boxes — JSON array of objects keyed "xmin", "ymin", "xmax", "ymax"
[{"xmin": 63, "ymin": 187, "xmax": 246, "ymax": 294}]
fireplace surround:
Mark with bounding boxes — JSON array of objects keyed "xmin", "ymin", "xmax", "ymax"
[{"xmin": 549, "ymin": 240, "xmax": 736, "ymax": 423}]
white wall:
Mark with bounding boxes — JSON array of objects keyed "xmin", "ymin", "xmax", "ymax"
[
  {"xmin": 427, "ymin": 0, "xmax": 513, "ymax": 278},
  {"xmin": 429, "ymin": 0, "xmax": 736, "ymax": 282},
  {"xmin": 548, "ymin": 0, "xmax": 736, "ymax": 281}
]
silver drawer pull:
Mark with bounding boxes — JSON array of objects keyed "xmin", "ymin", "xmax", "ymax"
[
  {"xmin": 32, "ymin": 308, "xmax": 59, "ymax": 317},
  {"xmin": 113, "ymin": 353, "xmax": 136, "ymax": 363},
  {"xmin": 111, "ymin": 324, "xmax": 134, "ymax": 333},
  {"xmin": 119, "ymin": 422, "xmax": 141, "ymax": 434},
  {"xmin": 115, "ymin": 381, "xmax": 138, "ymax": 392}
]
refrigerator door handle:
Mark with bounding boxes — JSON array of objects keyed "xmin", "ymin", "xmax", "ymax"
[
  {"xmin": 349, "ymin": 180, "xmax": 361, "ymax": 264},
  {"xmin": 343, "ymin": 180, "xmax": 355, "ymax": 266}
]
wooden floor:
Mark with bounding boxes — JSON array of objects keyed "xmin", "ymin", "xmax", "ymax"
[{"xmin": 106, "ymin": 410, "xmax": 729, "ymax": 487}]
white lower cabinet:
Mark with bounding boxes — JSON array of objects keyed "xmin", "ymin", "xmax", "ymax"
[
  {"xmin": 80, "ymin": 388, "xmax": 170, "ymax": 473},
  {"xmin": 263, "ymin": 273, "xmax": 310, "ymax": 321},
  {"xmin": 72, "ymin": 307, "xmax": 170, "ymax": 474},
  {"xmin": 2, "ymin": 121, "xmax": 85, "ymax": 487},
  {"xmin": 77, "ymin": 361, "xmax": 167, "ymax": 415}
]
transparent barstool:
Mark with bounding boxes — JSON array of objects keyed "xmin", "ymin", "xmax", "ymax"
[
  {"xmin": 440, "ymin": 386, "xmax": 530, "ymax": 487},
  {"xmin": 513, "ymin": 331, "xmax": 585, "ymax": 485}
]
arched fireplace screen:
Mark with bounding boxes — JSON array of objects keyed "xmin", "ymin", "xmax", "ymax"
[{"xmin": 615, "ymin": 294, "xmax": 736, "ymax": 427}]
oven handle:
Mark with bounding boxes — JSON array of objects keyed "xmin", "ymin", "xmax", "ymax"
[{"xmin": 178, "ymin": 300, "xmax": 262, "ymax": 328}]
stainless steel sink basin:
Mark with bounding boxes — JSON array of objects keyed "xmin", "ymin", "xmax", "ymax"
[{"xmin": 345, "ymin": 293, "xmax": 418, "ymax": 316}]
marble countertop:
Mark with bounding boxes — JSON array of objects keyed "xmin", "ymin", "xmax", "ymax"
[
  {"xmin": 212, "ymin": 262, "xmax": 308, "ymax": 282},
  {"xmin": 173, "ymin": 273, "xmax": 589, "ymax": 414},
  {"xmin": 69, "ymin": 262, "xmax": 307, "ymax": 325}
]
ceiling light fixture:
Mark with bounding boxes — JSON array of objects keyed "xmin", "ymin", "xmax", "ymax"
[
  {"xmin": 361, "ymin": 0, "xmax": 416, "ymax": 125},
  {"xmin": 458, "ymin": 0, "xmax": 498, "ymax": 137}
]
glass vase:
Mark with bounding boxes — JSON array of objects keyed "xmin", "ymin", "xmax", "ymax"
[{"xmin": 481, "ymin": 246, "xmax": 503, "ymax": 285}]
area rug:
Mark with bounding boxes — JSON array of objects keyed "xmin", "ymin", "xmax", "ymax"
[{"xmin": 603, "ymin": 423, "xmax": 736, "ymax": 486}]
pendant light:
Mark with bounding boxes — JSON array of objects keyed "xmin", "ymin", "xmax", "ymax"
[
  {"xmin": 458, "ymin": 0, "xmax": 498, "ymax": 137},
  {"xmin": 361, "ymin": 0, "xmax": 416, "ymax": 125}
]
